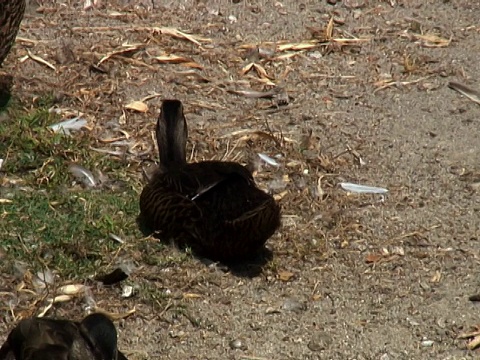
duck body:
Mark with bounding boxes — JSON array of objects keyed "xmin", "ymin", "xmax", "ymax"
[
  {"xmin": 139, "ymin": 100, "xmax": 281, "ymax": 262},
  {"xmin": 0, "ymin": 313, "xmax": 128, "ymax": 360}
]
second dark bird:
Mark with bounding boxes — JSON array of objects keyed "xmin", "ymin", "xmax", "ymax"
[
  {"xmin": 139, "ymin": 99, "xmax": 281, "ymax": 262},
  {"xmin": 0, "ymin": 313, "xmax": 128, "ymax": 360}
]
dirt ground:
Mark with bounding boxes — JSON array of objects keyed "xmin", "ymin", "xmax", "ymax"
[{"xmin": 2, "ymin": 0, "xmax": 480, "ymax": 359}]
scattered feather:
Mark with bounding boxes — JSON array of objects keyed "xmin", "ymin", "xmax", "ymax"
[
  {"xmin": 68, "ymin": 163, "xmax": 97, "ymax": 188},
  {"xmin": 121, "ymin": 285, "xmax": 134, "ymax": 298},
  {"xmin": 191, "ymin": 181, "xmax": 222, "ymax": 201},
  {"xmin": 258, "ymin": 153, "xmax": 280, "ymax": 167},
  {"xmin": 118, "ymin": 260, "xmax": 136, "ymax": 276},
  {"xmin": 340, "ymin": 182, "xmax": 388, "ymax": 194},
  {"xmin": 32, "ymin": 269, "xmax": 55, "ymax": 293},
  {"xmin": 109, "ymin": 233, "xmax": 125, "ymax": 244},
  {"xmin": 84, "ymin": 286, "xmax": 97, "ymax": 311},
  {"xmin": 49, "ymin": 116, "xmax": 87, "ymax": 135}
]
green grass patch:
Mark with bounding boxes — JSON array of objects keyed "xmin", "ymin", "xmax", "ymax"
[{"xmin": 0, "ymin": 98, "xmax": 142, "ymax": 280}]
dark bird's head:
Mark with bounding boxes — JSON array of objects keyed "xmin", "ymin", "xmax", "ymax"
[
  {"xmin": 79, "ymin": 313, "xmax": 119, "ymax": 360},
  {"xmin": 156, "ymin": 99, "xmax": 188, "ymax": 171}
]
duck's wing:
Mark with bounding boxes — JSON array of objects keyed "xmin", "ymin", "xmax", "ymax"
[
  {"xmin": 22, "ymin": 345, "xmax": 70, "ymax": 360},
  {"xmin": 188, "ymin": 163, "xmax": 281, "ymax": 261}
]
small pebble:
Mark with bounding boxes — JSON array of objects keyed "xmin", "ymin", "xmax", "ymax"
[
  {"xmin": 169, "ymin": 330, "xmax": 185, "ymax": 338},
  {"xmin": 308, "ymin": 332, "xmax": 332, "ymax": 352},
  {"xmin": 308, "ymin": 51, "xmax": 323, "ymax": 60},
  {"xmin": 265, "ymin": 307, "xmax": 281, "ymax": 314},
  {"xmin": 391, "ymin": 246, "xmax": 405, "ymax": 256},
  {"xmin": 282, "ymin": 298, "xmax": 307, "ymax": 313},
  {"xmin": 229, "ymin": 338, "xmax": 246, "ymax": 350},
  {"xmin": 421, "ymin": 339, "xmax": 434, "ymax": 347}
]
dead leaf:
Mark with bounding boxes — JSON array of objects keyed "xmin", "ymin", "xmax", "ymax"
[
  {"xmin": 412, "ymin": 33, "xmax": 452, "ymax": 48},
  {"xmin": 241, "ymin": 62, "xmax": 255, "ymax": 75},
  {"xmin": 183, "ymin": 293, "xmax": 202, "ymax": 299},
  {"xmin": 277, "ymin": 41, "xmax": 319, "ymax": 52},
  {"xmin": 325, "ymin": 17, "xmax": 334, "ymax": 40},
  {"xmin": 57, "ymin": 284, "xmax": 86, "ymax": 295},
  {"xmin": 278, "ymin": 271, "xmax": 294, "ymax": 281},
  {"xmin": 154, "ymin": 54, "xmax": 203, "ymax": 69},
  {"xmin": 27, "ymin": 50, "xmax": 56, "ymax": 71},
  {"xmin": 52, "ymin": 294, "xmax": 73, "ymax": 303},
  {"xmin": 448, "ymin": 82, "xmax": 480, "ymax": 105},
  {"xmin": 125, "ymin": 100, "xmax": 148, "ymax": 113},
  {"xmin": 97, "ymin": 44, "xmax": 144, "ymax": 66},
  {"xmin": 253, "ymin": 63, "xmax": 273, "ymax": 80},
  {"xmin": 467, "ymin": 335, "xmax": 480, "ymax": 350},
  {"xmin": 182, "ymin": 61, "xmax": 204, "ymax": 69},
  {"xmin": 458, "ymin": 329, "xmax": 480, "ymax": 339},
  {"xmin": 157, "ymin": 27, "xmax": 211, "ymax": 46},
  {"xmin": 154, "ymin": 54, "xmax": 191, "ymax": 63},
  {"xmin": 93, "ymin": 307, "xmax": 136, "ymax": 320},
  {"xmin": 365, "ymin": 253, "xmax": 383, "ymax": 263}
]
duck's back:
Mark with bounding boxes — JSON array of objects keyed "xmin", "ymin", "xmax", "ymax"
[{"xmin": 188, "ymin": 162, "xmax": 272, "ymax": 217}]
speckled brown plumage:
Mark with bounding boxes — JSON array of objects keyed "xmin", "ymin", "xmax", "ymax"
[
  {"xmin": 139, "ymin": 99, "xmax": 281, "ymax": 262},
  {"xmin": 0, "ymin": 313, "xmax": 128, "ymax": 360},
  {"xmin": 0, "ymin": 0, "xmax": 25, "ymax": 108},
  {"xmin": 0, "ymin": 0, "xmax": 25, "ymax": 66}
]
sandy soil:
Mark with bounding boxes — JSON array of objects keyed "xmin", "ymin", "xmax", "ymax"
[{"xmin": 1, "ymin": 0, "xmax": 480, "ymax": 359}]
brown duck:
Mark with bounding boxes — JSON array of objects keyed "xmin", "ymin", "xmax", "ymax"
[
  {"xmin": 0, "ymin": 313, "xmax": 128, "ymax": 360},
  {"xmin": 139, "ymin": 99, "xmax": 281, "ymax": 262},
  {"xmin": 0, "ymin": 0, "xmax": 26, "ymax": 107}
]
